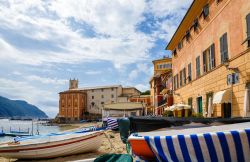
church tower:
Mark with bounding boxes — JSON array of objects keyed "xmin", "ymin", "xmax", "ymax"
[{"xmin": 69, "ymin": 79, "xmax": 78, "ymax": 90}]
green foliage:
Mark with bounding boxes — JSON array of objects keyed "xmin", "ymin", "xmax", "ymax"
[
  {"xmin": 0, "ymin": 96, "xmax": 48, "ymax": 118},
  {"xmin": 163, "ymin": 111, "xmax": 174, "ymax": 117},
  {"xmin": 141, "ymin": 90, "xmax": 150, "ymax": 95}
]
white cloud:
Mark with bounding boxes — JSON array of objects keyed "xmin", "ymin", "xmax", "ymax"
[
  {"xmin": 0, "ymin": 78, "xmax": 58, "ymax": 117},
  {"xmin": 0, "ymin": 0, "xmax": 154, "ymax": 68},
  {"xmin": 135, "ymin": 83, "xmax": 149, "ymax": 92},
  {"xmin": 26, "ymin": 75, "xmax": 67, "ymax": 85},
  {"xmin": 85, "ymin": 70, "xmax": 102, "ymax": 75}
]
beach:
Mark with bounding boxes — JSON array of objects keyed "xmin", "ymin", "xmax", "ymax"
[{"xmin": 0, "ymin": 122, "xmax": 126, "ymax": 162}]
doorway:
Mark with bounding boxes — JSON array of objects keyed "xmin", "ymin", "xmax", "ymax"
[
  {"xmin": 197, "ymin": 97, "xmax": 203, "ymax": 114},
  {"xmin": 222, "ymin": 103, "xmax": 231, "ymax": 118}
]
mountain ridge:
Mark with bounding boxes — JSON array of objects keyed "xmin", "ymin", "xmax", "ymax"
[{"xmin": 0, "ymin": 96, "xmax": 48, "ymax": 119}]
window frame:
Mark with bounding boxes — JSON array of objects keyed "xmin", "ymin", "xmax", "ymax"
[{"xmin": 196, "ymin": 56, "xmax": 201, "ymax": 78}]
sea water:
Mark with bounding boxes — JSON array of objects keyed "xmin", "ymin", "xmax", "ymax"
[{"xmin": 0, "ymin": 119, "xmax": 67, "ymax": 142}]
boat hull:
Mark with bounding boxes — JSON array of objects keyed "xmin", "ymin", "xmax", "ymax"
[{"xmin": 0, "ymin": 131, "xmax": 103, "ymax": 159}]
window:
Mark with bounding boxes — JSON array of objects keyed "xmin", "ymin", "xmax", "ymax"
[
  {"xmin": 111, "ymin": 94, "xmax": 114, "ymax": 98},
  {"xmin": 101, "ymin": 89, "xmax": 104, "ymax": 92},
  {"xmin": 186, "ymin": 30, "xmax": 190, "ymax": 41},
  {"xmin": 245, "ymin": 13, "xmax": 250, "ymax": 47},
  {"xmin": 188, "ymin": 63, "xmax": 192, "ymax": 82},
  {"xmin": 111, "ymin": 88, "xmax": 114, "ymax": 91},
  {"xmin": 173, "ymin": 74, "xmax": 179, "ymax": 90},
  {"xmin": 203, "ymin": 4, "xmax": 209, "ymax": 19},
  {"xmin": 92, "ymin": 89, "xmax": 94, "ymax": 92},
  {"xmin": 178, "ymin": 42, "xmax": 182, "ymax": 50},
  {"xmin": 196, "ymin": 56, "xmax": 201, "ymax": 78},
  {"xmin": 173, "ymin": 49, "xmax": 177, "ymax": 56},
  {"xmin": 203, "ymin": 43, "xmax": 215, "ymax": 73},
  {"xmin": 193, "ymin": 18, "xmax": 199, "ymax": 31},
  {"xmin": 180, "ymin": 68, "xmax": 186, "ymax": 87},
  {"xmin": 101, "ymin": 102, "xmax": 104, "ymax": 105},
  {"xmin": 220, "ymin": 33, "xmax": 229, "ymax": 63},
  {"xmin": 101, "ymin": 95, "xmax": 104, "ymax": 98},
  {"xmin": 92, "ymin": 96, "xmax": 94, "ymax": 99},
  {"xmin": 180, "ymin": 70, "xmax": 183, "ymax": 87}
]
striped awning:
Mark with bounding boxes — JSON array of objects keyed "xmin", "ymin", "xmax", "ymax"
[{"xmin": 213, "ymin": 89, "xmax": 232, "ymax": 104}]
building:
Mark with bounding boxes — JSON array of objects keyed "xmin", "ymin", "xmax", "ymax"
[
  {"xmin": 166, "ymin": 0, "xmax": 250, "ymax": 117},
  {"xmin": 77, "ymin": 85, "xmax": 123, "ymax": 115},
  {"xmin": 102, "ymin": 102, "xmax": 145, "ymax": 118},
  {"xmin": 59, "ymin": 79, "xmax": 142, "ymax": 120},
  {"xmin": 58, "ymin": 79, "xmax": 87, "ymax": 121},
  {"xmin": 149, "ymin": 57, "xmax": 173, "ymax": 115},
  {"xmin": 129, "ymin": 95, "xmax": 152, "ymax": 115}
]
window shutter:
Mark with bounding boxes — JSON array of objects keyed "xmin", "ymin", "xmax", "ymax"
[
  {"xmin": 196, "ymin": 56, "xmax": 200, "ymax": 77},
  {"xmin": 223, "ymin": 33, "xmax": 228, "ymax": 61},
  {"xmin": 177, "ymin": 74, "xmax": 179, "ymax": 89},
  {"xmin": 210, "ymin": 43, "xmax": 215, "ymax": 68},
  {"xmin": 180, "ymin": 71, "xmax": 182, "ymax": 87},
  {"xmin": 220, "ymin": 36, "xmax": 224, "ymax": 63},
  {"xmin": 203, "ymin": 51, "xmax": 207, "ymax": 73},
  {"xmin": 188, "ymin": 63, "xmax": 192, "ymax": 81},
  {"xmin": 247, "ymin": 13, "xmax": 250, "ymax": 37},
  {"xmin": 183, "ymin": 68, "xmax": 186, "ymax": 85}
]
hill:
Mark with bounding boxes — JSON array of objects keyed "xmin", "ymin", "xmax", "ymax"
[{"xmin": 0, "ymin": 96, "xmax": 48, "ymax": 119}]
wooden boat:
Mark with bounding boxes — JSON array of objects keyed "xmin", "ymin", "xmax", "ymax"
[
  {"xmin": 128, "ymin": 122, "xmax": 250, "ymax": 162},
  {"xmin": 0, "ymin": 130, "xmax": 104, "ymax": 159}
]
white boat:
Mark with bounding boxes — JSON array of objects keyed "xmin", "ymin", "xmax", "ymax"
[{"xmin": 0, "ymin": 130, "xmax": 104, "ymax": 159}]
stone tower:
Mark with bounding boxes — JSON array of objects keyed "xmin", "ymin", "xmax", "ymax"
[{"xmin": 69, "ymin": 79, "xmax": 78, "ymax": 90}]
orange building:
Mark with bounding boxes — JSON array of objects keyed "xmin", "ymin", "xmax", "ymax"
[
  {"xmin": 58, "ymin": 79, "xmax": 87, "ymax": 121},
  {"xmin": 149, "ymin": 57, "xmax": 173, "ymax": 115},
  {"xmin": 166, "ymin": 0, "xmax": 250, "ymax": 117},
  {"xmin": 129, "ymin": 95, "xmax": 152, "ymax": 115}
]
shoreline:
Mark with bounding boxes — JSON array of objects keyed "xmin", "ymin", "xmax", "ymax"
[{"xmin": 0, "ymin": 122, "xmax": 126, "ymax": 162}]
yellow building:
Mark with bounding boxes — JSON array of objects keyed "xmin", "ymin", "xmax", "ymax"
[
  {"xmin": 166, "ymin": 0, "xmax": 250, "ymax": 118},
  {"xmin": 150, "ymin": 57, "xmax": 172, "ymax": 115}
]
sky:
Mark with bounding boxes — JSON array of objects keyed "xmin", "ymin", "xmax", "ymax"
[{"xmin": 0, "ymin": 0, "xmax": 192, "ymax": 117}]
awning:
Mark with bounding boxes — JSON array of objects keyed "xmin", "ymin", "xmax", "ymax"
[
  {"xmin": 103, "ymin": 102, "xmax": 144, "ymax": 111},
  {"xmin": 213, "ymin": 89, "xmax": 232, "ymax": 104},
  {"xmin": 167, "ymin": 104, "xmax": 191, "ymax": 111},
  {"xmin": 160, "ymin": 88, "xmax": 169, "ymax": 95}
]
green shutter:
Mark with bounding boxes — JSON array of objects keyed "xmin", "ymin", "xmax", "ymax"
[
  {"xmin": 223, "ymin": 33, "xmax": 228, "ymax": 61},
  {"xmin": 210, "ymin": 43, "xmax": 215, "ymax": 68},
  {"xmin": 203, "ymin": 51, "xmax": 207, "ymax": 73},
  {"xmin": 220, "ymin": 35, "xmax": 224, "ymax": 63},
  {"xmin": 183, "ymin": 68, "xmax": 186, "ymax": 84},
  {"xmin": 247, "ymin": 13, "xmax": 250, "ymax": 37}
]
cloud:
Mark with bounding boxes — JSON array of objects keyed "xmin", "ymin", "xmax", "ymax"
[
  {"xmin": 0, "ymin": 0, "xmax": 154, "ymax": 68},
  {"xmin": 85, "ymin": 70, "xmax": 102, "ymax": 75},
  {"xmin": 26, "ymin": 75, "xmax": 67, "ymax": 85},
  {"xmin": 0, "ymin": 78, "xmax": 58, "ymax": 117}
]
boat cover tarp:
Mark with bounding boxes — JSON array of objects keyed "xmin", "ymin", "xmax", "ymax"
[
  {"xmin": 94, "ymin": 154, "xmax": 132, "ymax": 162},
  {"xmin": 129, "ymin": 116, "xmax": 250, "ymax": 133},
  {"xmin": 143, "ymin": 129, "xmax": 250, "ymax": 162}
]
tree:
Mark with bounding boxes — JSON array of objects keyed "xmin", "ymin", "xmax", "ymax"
[{"xmin": 141, "ymin": 90, "xmax": 150, "ymax": 95}]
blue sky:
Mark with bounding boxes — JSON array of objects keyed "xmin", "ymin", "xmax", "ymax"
[{"xmin": 0, "ymin": 0, "xmax": 192, "ymax": 117}]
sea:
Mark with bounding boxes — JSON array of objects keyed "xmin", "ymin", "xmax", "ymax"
[{"xmin": 0, "ymin": 119, "xmax": 72, "ymax": 142}]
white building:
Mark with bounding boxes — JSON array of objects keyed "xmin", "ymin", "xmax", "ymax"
[{"xmin": 77, "ymin": 85, "xmax": 123, "ymax": 114}]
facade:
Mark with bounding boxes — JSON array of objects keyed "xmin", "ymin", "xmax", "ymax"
[
  {"xmin": 129, "ymin": 95, "xmax": 152, "ymax": 115},
  {"xmin": 78, "ymin": 85, "xmax": 123, "ymax": 115},
  {"xmin": 149, "ymin": 57, "xmax": 173, "ymax": 115},
  {"xmin": 59, "ymin": 80, "xmax": 142, "ymax": 120},
  {"xmin": 58, "ymin": 80, "xmax": 87, "ymax": 121},
  {"xmin": 166, "ymin": 0, "xmax": 250, "ymax": 117}
]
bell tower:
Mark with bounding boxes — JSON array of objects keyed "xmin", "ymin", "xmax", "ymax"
[{"xmin": 69, "ymin": 78, "xmax": 78, "ymax": 90}]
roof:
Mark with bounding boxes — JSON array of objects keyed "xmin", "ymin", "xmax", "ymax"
[
  {"xmin": 103, "ymin": 102, "xmax": 144, "ymax": 111},
  {"xmin": 75, "ymin": 85, "xmax": 122, "ymax": 91},
  {"xmin": 59, "ymin": 90, "xmax": 86, "ymax": 94},
  {"xmin": 152, "ymin": 57, "xmax": 172, "ymax": 63},
  {"xmin": 166, "ymin": 0, "xmax": 208, "ymax": 51}
]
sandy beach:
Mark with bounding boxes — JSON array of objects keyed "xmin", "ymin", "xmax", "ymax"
[{"xmin": 0, "ymin": 122, "xmax": 126, "ymax": 162}]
